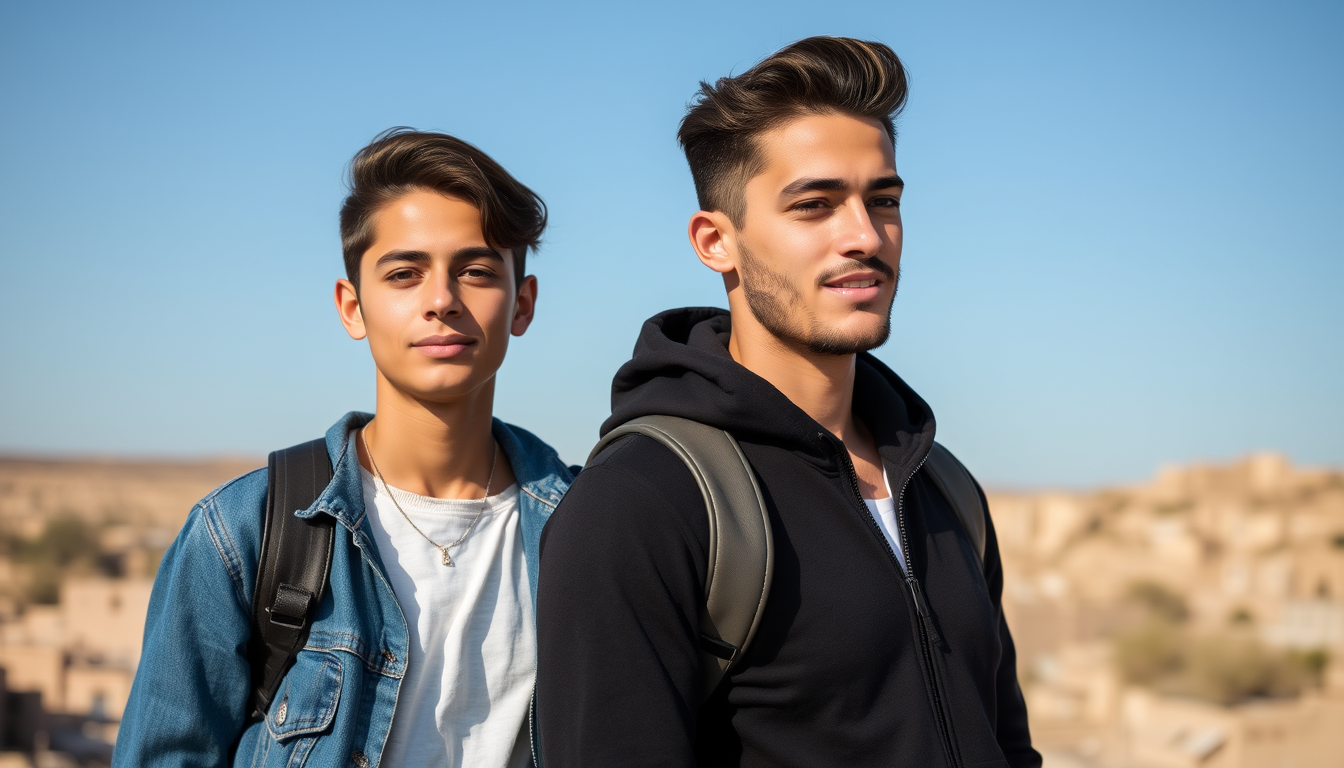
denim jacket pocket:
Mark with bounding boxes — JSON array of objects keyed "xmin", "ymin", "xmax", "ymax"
[{"xmin": 265, "ymin": 650, "xmax": 343, "ymax": 742}]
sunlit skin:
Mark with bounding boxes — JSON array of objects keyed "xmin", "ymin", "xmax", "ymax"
[
  {"xmin": 688, "ymin": 113, "xmax": 903, "ymax": 498},
  {"xmin": 335, "ymin": 189, "xmax": 537, "ymax": 498}
]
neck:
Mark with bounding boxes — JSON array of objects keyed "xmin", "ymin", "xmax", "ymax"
[
  {"xmin": 358, "ymin": 372, "xmax": 504, "ymax": 499},
  {"xmin": 726, "ymin": 310, "xmax": 861, "ymax": 444}
]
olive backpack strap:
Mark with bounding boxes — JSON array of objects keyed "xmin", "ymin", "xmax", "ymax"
[
  {"xmin": 922, "ymin": 441, "xmax": 988, "ymax": 565},
  {"xmin": 246, "ymin": 438, "xmax": 336, "ymax": 719},
  {"xmin": 588, "ymin": 415, "xmax": 774, "ymax": 702}
]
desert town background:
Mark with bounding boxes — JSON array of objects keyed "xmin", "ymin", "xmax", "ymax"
[{"xmin": 0, "ymin": 450, "xmax": 1341, "ymax": 767}]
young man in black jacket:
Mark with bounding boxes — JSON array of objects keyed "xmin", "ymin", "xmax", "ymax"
[{"xmin": 536, "ymin": 37, "xmax": 1041, "ymax": 768}]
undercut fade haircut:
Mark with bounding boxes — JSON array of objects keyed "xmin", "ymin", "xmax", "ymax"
[
  {"xmin": 677, "ymin": 36, "xmax": 909, "ymax": 227},
  {"xmin": 339, "ymin": 127, "xmax": 547, "ymax": 289}
]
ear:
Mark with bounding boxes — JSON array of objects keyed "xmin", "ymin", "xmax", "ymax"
[
  {"xmin": 688, "ymin": 210, "xmax": 739, "ymax": 275},
  {"xmin": 510, "ymin": 274, "xmax": 538, "ymax": 337},
  {"xmin": 335, "ymin": 278, "xmax": 366, "ymax": 340}
]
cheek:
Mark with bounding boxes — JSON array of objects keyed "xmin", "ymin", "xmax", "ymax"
[
  {"xmin": 465, "ymin": 291, "xmax": 517, "ymax": 332},
  {"xmin": 887, "ymin": 222, "xmax": 903, "ymax": 249},
  {"xmin": 757, "ymin": 230, "xmax": 829, "ymax": 280},
  {"xmin": 361, "ymin": 292, "xmax": 418, "ymax": 339}
]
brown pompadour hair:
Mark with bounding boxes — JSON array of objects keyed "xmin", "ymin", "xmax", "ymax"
[
  {"xmin": 677, "ymin": 36, "xmax": 909, "ymax": 226},
  {"xmin": 339, "ymin": 128, "xmax": 546, "ymax": 289}
]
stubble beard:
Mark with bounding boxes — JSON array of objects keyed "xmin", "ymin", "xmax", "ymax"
[{"xmin": 737, "ymin": 240, "xmax": 898, "ymax": 356}]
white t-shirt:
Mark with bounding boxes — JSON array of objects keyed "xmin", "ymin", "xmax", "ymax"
[
  {"xmin": 863, "ymin": 470, "xmax": 908, "ymax": 573},
  {"xmin": 360, "ymin": 468, "xmax": 533, "ymax": 768}
]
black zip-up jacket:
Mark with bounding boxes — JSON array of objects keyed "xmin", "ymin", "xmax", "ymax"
[{"xmin": 536, "ymin": 308, "xmax": 1040, "ymax": 768}]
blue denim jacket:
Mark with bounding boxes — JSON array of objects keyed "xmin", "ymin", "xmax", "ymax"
[{"xmin": 114, "ymin": 412, "xmax": 573, "ymax": 768}]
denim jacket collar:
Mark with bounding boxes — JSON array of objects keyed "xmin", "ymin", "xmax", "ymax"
[{"xmin": 294, "ymin": 411, "xmax": 573, "ymax": 602}]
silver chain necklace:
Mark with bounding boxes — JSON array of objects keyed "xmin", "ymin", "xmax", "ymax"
[{"xmin": 361, "ymin": 428, "xmax": 497, "ymax": 567}]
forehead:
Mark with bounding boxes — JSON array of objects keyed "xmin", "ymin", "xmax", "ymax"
[
  {"xmin": 752, "ymin": 113, "xmax": 897, "ymax": 188},
  {"xmin": 368, "ymin": 189, "xmax": 488, "ymax": 248}
]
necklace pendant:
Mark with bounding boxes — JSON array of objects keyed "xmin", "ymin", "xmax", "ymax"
[{"xmin": 441, "ymin": 549, "xmax": 454, "ymax": 567}]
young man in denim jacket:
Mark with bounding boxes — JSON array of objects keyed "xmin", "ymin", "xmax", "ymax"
[{"xmin": 115, "ymin": 129, "xmax": 573, "ymax": 767}]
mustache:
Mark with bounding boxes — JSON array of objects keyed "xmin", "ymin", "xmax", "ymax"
[{"xmin": 816, "ymin": 255, "xmax": 896, "ymax": 285}]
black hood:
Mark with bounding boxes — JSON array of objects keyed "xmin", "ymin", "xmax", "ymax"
[{"xmin": 604, "ymin": 307, "xmax": 937, "ymax": 469}]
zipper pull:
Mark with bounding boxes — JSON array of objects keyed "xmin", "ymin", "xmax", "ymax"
[
  {"xmin": 906, "ymin": 577, "xmax": 945, "ymax": 646},
  {"xmin": 905, "ymin": 577, "xmax": 929, "ymax": 617}
]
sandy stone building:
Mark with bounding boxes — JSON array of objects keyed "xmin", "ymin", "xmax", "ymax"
[{"xmin": 0, "ymin": 579, "xmax": 152, "ymax": 719}]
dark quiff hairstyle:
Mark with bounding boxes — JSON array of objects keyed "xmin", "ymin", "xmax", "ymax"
[
  {"xmin": 339, "ymin": 128, "xmax": 546, "ymax": 289},
  {"xmin": 677, "ymin": 36, "xmax": 909, "ymax": 227}
]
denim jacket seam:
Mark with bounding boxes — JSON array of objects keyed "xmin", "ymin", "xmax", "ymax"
[
  {"xmin": 200, "ymin": 498, "xmax": 250, "ymax": 611},
  {"xmin": 521, "ymin": 486, "xmax": 559, "ymax": 510},
  {"xmin": 287, "ymin": 738, "xmax": 317, "ymax": 767},
  {"xmin": 303, "ymin": 638, "xmax": 404, "ymax": 679},
  {"xmin": 332, "ymin": 431, "xmax": 354, "ymax": 469},
  {"xmin": 198, "ymin": 469, "xmax": 253, "ymax": 507}
]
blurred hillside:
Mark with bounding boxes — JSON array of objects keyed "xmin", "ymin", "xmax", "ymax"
[
  {"xmin": 991, "ymin": 453, "xmax": 1344, "ymax": 767},
  {"xmin": 0, "ymin": 456, "xmax": 258, "ymax": 531},
  {"xmin": 0, "ymin": 457, "xmax": 257, "ymax": 609},
  {"xmin": 0, "ymin": 456, "xmax": 256, "ymax": 765}
]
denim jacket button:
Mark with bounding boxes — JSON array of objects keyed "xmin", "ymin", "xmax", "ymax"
[
  {"xmin": 275, "ymin": 698, "xmax": 288, "ymax": 725},
  {"xmin": 352, "ymin": 750, "xmax": 369, "ymax": 767},
  {"xmin": 382, "ymin": 649, "xmax": 396, "ymax": 664}
]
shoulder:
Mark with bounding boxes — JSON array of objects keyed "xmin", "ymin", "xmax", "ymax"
[
  {"xmin": 196, "ymin": 466, "xmax": 268, "ymax": 540},
  {"xmin": 546, "ymin": 434, "xmax": 705, "ymax": 545},
  {"xmin": 495, "ymin": 419, "xmax": 575, "ymax": 501},
  {"xmin": 923, "ymin": 442, "xmax": 988, "ymax": 514},
  {"xmin": 170, "ymin": 467, "xmax": 268, "ymax": 607},
  {"xmin": 539, "ymin": 434, "xmax": 711, "ymax": 598},
  {"xmin": 585, "ymin": 433, "xmax": 701, "ymax": 503}
]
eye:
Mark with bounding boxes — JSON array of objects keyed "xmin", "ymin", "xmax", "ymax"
[
  {"xmin": 869, "ymin": 196, "xmax": 901, "ymax": 209},
  {"xmin": 459, "ymin": 266, "xmax": 499, "ymax": 280},
  {"xmin": 789, "ymin": 198, "xmax": 833, "ymax": 212},
  {"xmin": 386, "ymin": 268, "xmax": 419, "ymax": 283}
]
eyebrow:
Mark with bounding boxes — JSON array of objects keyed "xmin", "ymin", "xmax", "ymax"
[
  {"xmin": 373, "ymin": 246, "xmax": 502, "ymax": 269},
  {"xmin": 374, "ymin": 250, "xmax": 429, "ymax": 269},
  {"xmin": 779, "ymin": 174, "xmax": 905, "ymax": 198},
  {"xmin": 451, "ymin": 246, "xmax": 504, "ymax": 263}
]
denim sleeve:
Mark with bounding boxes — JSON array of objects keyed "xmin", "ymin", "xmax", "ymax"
[{"xmin": 113, "ymin": 471, "xmax": 265, "ymax": 768}]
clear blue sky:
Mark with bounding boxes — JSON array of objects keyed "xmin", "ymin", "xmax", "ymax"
[{"xmin": 1, "ymin": 1, "xmax": 1340, "ymax": 487}]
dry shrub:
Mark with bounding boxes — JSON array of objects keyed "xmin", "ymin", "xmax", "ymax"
[
  {"xmin": 1114, "ymin": 623, "xmax": 1329, "ymax": 706},
  {"xmin": 1115, "ymin": 619, "xmax": 1186, "ymax": 685},
  {"xmin": 1125, "ymin": 580, "xmax": 1190, "ymax": 624},
  {"xmin": 9, "ymin": 514, "xmax": 108, "ymax": 604},
  {"xmin": 1179, "ymin": 633, "xmax": 1311, "ymax": 705}
]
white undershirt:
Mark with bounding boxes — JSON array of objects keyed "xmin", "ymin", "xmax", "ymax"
[
  {"xmin": 360, "ymin": 468, "xmax": 533, "ymax": 768},
  {"xmin": 863, "ymin": 469, "xmax": 908, "ymax": 573}
]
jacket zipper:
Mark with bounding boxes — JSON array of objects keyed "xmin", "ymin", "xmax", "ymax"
[
  {"xmin": 529, "ymin": 686, "xmax": 540, "ymax": 768},
  {"xmin": 838, "ymin": 448, "xmax": 960, "ymax": 768}
]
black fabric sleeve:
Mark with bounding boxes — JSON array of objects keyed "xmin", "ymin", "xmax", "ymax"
[
  {"xmin": 536, "ymin": 435, "xmax": 710, "ymax": 768},
  {"xmin": 979, "ymin": 485, "xmax": 1043, "ymax": 768}
]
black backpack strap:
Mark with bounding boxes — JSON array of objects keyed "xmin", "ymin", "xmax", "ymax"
[
  {"xmin": 922, "ymin": 441, "xmax": 988, "ymax": 565},
  {"xmin": 589, "ymin": 415, "xmax": 773, "ymax": 702},
  {"xmin": 247, "ymin": 438, "xmax": 336, "ymax": 719}
]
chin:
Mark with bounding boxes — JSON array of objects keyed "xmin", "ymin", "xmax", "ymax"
[
  {"xmin": 803, "ymin": 315, "xmax": 892, "ymax": 356},
  {"xmin": 391, "ymin": 372, "xmax": 484, "ymax": 404}
]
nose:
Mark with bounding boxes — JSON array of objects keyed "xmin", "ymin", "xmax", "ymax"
[
  {"xmin": 834, "ymin": 198, "xmax": 883, "ymax": 259},
  {"xmin": 424, "ymin": 269, "xmax": 463, "ymax": 321}
]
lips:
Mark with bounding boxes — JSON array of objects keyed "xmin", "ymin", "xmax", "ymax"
[
  {"xmin": 822, "ymin": 271, "xmax": 884, "ymax": 300},
  {"xmin": 412, "ymin": 334, "xmax": 476, "ymax": 359}
]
